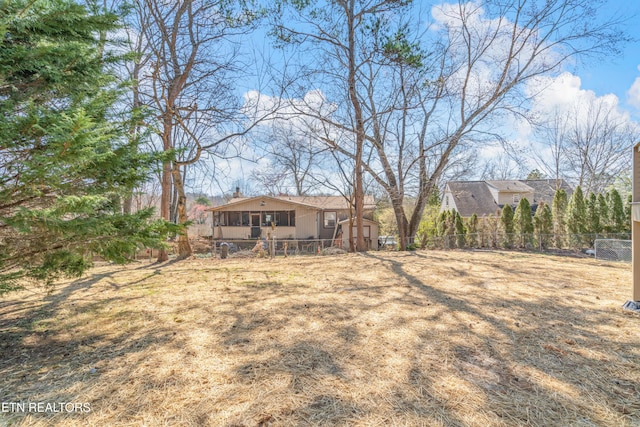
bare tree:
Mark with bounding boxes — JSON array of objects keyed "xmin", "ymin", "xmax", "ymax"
[
  {"xmin": 480, "ymin": 154, "xmax": 526, "ymax": 181},
  {"xmin": 533, "ymin": 108, "xmax": 571, "ymax": 187},
  {"xmin": 136, "ymin": 0, "xmax": 267, "ymax": 260},
  {"xmin": 271, "ymin": 0, "xmax": 414, "ymax": 251},
  {"xmin": 249, "ymin": 167, "xmax": 290, "ymax": 196},
  {"xmin": 272, "ymin": 0, "xmax": 626, "ymax": 249},
  {"xmin": 250, "ymin": 124, "xmax": 325, "ymax": 196},
  {"xmin": 533, "ymin": 97, "xmax": 638, "ymax": 193},
  {"xmin": 565, "ymin": 97, "xmax": 637, "ymax": 194}
]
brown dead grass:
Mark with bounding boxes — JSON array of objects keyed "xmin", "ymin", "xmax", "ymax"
[{"xmin": 0, "ymin": 250, "xmax": 638, "ymax": 426}]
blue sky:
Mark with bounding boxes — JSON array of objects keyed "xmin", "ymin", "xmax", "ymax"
[
  {"xmin": 202, "ymin": 0, "xmax": 640, "ymax": 194},
  {"xmin": 571, "ymin": 0, "xmax": 640, "ymax": 118},
  {"xmin": 236, "ymin": 0, "xmax": 640, "ymax": 118}
]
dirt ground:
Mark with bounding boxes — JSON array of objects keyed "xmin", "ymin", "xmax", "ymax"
[{"xmin": 0, "ymin": 250, "xmax": 638, "ymax": 426}]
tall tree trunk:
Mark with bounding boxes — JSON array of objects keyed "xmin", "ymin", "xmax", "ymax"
[
  {"xmin": 171, "ymin": 163, "xmax": 192, "ymax": 258},
  {"xmin": 156, "ymin": 114, "xmax": 173, "ymax": 262},
  {"xmin": 170, "ymin": 181, "xmax": 178, "ymax": 224},
  {"xmin": 346, "ymin": 0, "xmax": 366, "ymax": 251},
  {"xmin": 348, "ymin": 193, "xmax": 356, "ymax": 252},
  {"xmin": 391, "ymin": 200, "xmax": 409, "ymax": 251}
]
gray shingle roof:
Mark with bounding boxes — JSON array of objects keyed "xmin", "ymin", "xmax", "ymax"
[
  {"xmin": 485, "ymin": 180, "xmax": 534, "ymax": 192},
  {"xmin": 521, "ymin": 179, "xmax": 573, "ymax": 204},
  {"xmin": 446, "ymin": 181, "xmax": 500, "ymax": 217},
  {"xmin": 445, "ymin": 179, "xmax": 574, "ymax": 217}
]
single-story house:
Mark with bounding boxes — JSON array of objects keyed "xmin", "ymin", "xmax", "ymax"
[
  {"xmin": 207, "ymin": 193, "xmax": 378, "ymax": 249},
  {"xmin": 441, "ymin": 179, "xmax": 573, "ymax": 217}
]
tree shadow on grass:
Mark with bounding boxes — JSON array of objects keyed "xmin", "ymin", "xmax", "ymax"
[
  {"xmin": 0, "ymin": 264, "xmax": 187, "ymax": 425},
  {"xmin": 362, "ymin": 251, "xmax": 639, "ymax": 426},
  {"xmin": 2, "ymin": 254, "xmax": 637, "ymax": 426}
]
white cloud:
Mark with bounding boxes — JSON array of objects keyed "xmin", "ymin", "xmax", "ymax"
[
  {"xmin": 527, "ymin": 72, "xmax": 633, "ymax": 126},
  {"xmin": 476, "ymin": 71, "xmax": 640, "ymax": 179},
  {"xmin": 526, "ymin": 73, "xmax": 585, "ymax": 111},
  {"xmin": 627, "ymin": 76, "xmax": 640, "ymax": 110}
]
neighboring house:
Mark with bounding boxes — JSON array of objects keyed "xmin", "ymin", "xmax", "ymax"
[
  {"xmin": 441, "ymin": 179, "xmax": 573, "ymax": 217},
  {"xmin": 207, "ymin": 193, "xmax": 378, "ymax": 249},
  {"xmin": 521, "ymin": 179, "xmax": 573, "ymax": 206}
]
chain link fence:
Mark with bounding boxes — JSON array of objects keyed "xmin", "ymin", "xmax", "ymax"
[
  {"xmin": 594, "ymin": 239, "xmax": 632, "ymax": 262},
  {"xmin": 197, "ymin": 238, "xmax": 348, "ymax": 258},
  {"xmin": 414, "ymin": 232, "xmax": 631, "ymax": 254},
  {"xmin": 142, "ymin": 232, "xmax": 632, "ymax": 260}
]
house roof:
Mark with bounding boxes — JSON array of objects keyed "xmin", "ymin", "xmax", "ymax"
[
  {"xmin": 485, "ymin": 180, "xmax": 534, "ymax": 193},
  {"xmin": 521, "ymin": 179, "xmax": 573, "ymax": 203},
  {"xmin": 279, "ymin": 195, "xmax": 376, "ymax": 210},
  {"xmin": 446, "ymin": 181, "xmax": 500, "ymax": 217},
  {"xmin": 207, "ymin": 195, "xmax": 376, "ymax": 211},
  {"xmin": 445, "ymin": 179, "xmax": 574, "ymax": 217}
]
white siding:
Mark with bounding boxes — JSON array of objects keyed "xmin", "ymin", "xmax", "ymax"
[{"xmin": 496, "ymin": 191, "xmax": 534, "ymax": 205}]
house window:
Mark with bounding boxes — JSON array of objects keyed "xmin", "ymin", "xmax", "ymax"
[
  {"xmin": 513, "ymin": 194, "xmax": 520, "ymax": 203},
  {"xmin": 324, "ymin": 211, "xmax": 336, "ymax": 228},
  {"xmin": 446, "ymin": 196, "xmax": 449, "ymax": 207},
  {"xmin": 214, "ymin": 212, "xmax": 227, "ymax": 226},
  {"xmin": 262, "ymin": 212, "xmax": 274, "ymax": 226},
  {"xmin": 229, "ymin": 211, "xmax": 242, "ymax": 226},
  {"xmin": 272, "ymin": 211, "xmax": 296, "ymax": 226},
  {"xmin": 275, "ymin": 211, "xmax": 284, "ymax": 226},
  {"xmin": 274, "ymin": 211, "xmax": 291, "ymax": 226},
  {"xmin": 217, "ymin": 210, "xmax": 296, "ymax": 227}
]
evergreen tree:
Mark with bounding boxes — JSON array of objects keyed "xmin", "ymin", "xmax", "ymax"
[
  {"xmin": 526, "ymin": 169, "xmax": 545, "ymax": 179},
  {"xmin": 466, "ymin": 213, "xmax": 479, "ymax": 248},
  {"xmin": 195, "ymin": 196, "xmax": 212, "ymax": 207},
  {"xmin": 514, "ymin": 198, "xmax": 533, "ymax": 247},
  {"xmin": 533, "ymin": 202, "xmax": 553, "ymax": 248},
  {"xmin": 566, "ymin": 186, "xmax": 586, "ymax": 245},
  {"xmin": 597, "ymin": 193, "xmax": 609, "ymax": 231},
  {"xmin": 436, "ymin": 210, "xmax": 448, "ymax": 237},
  {"xmin": 454, "ymin": 211, "xmax": 466, "ymax": 248},
  {"xmin": 483, "ymin": 214, "xmax": 499, "ymax": 248},
  {"xmin": 585, "ymin": 193, "xmax": 600, "ymax": 234},
  {"xmin": 552, "ymin": 189, "xmax": 568, "ymax": 247},
  {"xmin": 0, "ymin": 1, "xmax": 175, "ymax": 292},
  {"xmin": 608, "ymin": 189, "xmax": 626, "ymax": 233},
  {"xmin": 416, "ymin": 203, "xmax": 440, "ymax": 248},
  {"xmin": 446, "ymin": 210, "xmax": 456, "ymax": 236},
  {"xmin": 500, "ymin": 204, "xmax": 514, "ymax": 248},
  {"xmin": 428, "ymin": 186, "xmax": 442, "ymax": 207}
]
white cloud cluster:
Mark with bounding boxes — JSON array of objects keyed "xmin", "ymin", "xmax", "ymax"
[
  {"xmin": 431, "ymin": 1, "xmax": 558, "ymax": 108},
  {"xmin": 525, "ymin": 72, "xmax": 636, "ymax": 130},
  {"xmin": 627, "ymin": 65, "xmax": 640, "ymax": 110},
  {"xmin": 242, "ymin": 89, "xmax": 335, "ymax": 126}
]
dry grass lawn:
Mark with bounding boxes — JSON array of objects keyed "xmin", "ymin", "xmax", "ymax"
[{"xmin": 0, "ymin": 250, "xmax": 639, "ymax": 426}]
